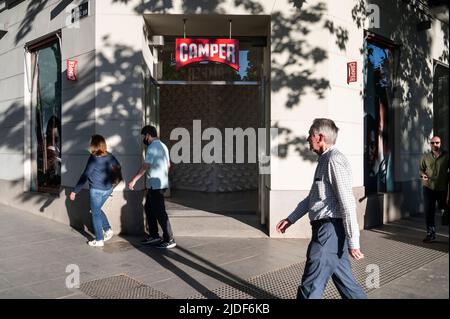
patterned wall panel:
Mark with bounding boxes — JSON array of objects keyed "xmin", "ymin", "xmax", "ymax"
[{"xmin": 160, "ymin": 84, "xmax": 260, "ymax": 192}]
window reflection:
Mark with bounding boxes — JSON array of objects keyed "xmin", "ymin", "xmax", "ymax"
[
  {"xmin": 31, "ymin": 40, "xmax": 62, "ymax": 193},
  {"xmin": 433, "ymin": 64, "xmax": 449, "ymax": 151},
  {"xmin": 364, "ymin": 38, "xmax": 399, "ymax": 194}
]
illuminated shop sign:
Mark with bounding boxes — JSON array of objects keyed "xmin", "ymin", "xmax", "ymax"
[{"xmin": 176, "ymin": 38, "xmax": 239, "ymax": 71}]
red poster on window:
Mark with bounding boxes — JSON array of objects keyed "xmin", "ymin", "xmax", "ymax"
[
  {"xmin": 176, "ymin": 38, "xmax": 239, "ymax": 71},
  {"xmin": 67, "ymin": 59, "xmax": 77, "ymax": 81},
  {"xmin": 347, "ymin": 61, "xmax": 357, "ymax": 83}
]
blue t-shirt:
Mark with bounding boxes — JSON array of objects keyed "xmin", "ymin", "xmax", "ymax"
[
  {"xmin": 144, "ymin": 139, "xmax": 170, "ymax": 189},
  {"xmin": 74, "ymin": 153, "xmax": 120, "ymax": 193}
]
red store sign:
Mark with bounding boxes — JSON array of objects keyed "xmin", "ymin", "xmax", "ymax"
[
  {"xmin": 176, "ymin": 38, "xmax": 239, "ymax": 71},
  {"xmin": 347, "ymin": 61, "xmax": 357, "ymax": 83},
  {"xmin": 67, "ymin": 59, "xmax": 77, "ymax": 81}
]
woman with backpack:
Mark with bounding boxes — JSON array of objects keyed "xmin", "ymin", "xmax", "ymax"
[{"xmin": 70, "ymin": 134, "xmax": 122, "ymax": 247}]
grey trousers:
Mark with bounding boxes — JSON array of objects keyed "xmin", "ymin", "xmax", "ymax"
[{"xmin": 297, "ymin": 219, "xmax": 367, "ymax": 299}]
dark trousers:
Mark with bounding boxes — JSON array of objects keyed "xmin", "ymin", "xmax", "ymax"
[
  {"xmin": 423, "ymin": 186, "xmax": 447, "ymax": 234},
  {"xmin": 144, "ymin": 189, "xmax": 174, "ymax": 242},
  {"xmin": 297, "ymin": 219, "xmax": 367, "ymax": 299}
]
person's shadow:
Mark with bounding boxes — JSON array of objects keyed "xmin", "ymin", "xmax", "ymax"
[
  {"xmin": 64, "ymin": 188, "xmax": 95, "ymax": 240},
  {"xmin": 119, "ymin": 186, "xmax": 145, "ymax": 236},
  {"xmin": 115, "ymin": 182, "xmax": 277, "ymax": 299}
]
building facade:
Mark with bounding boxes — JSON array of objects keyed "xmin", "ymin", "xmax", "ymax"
[{"xmin": 0, "ymin": 0, "xmax": 448, "ymax": 238}]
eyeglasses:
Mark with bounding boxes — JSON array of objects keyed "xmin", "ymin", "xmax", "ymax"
[{"xmin": 430, "ymin": 142, "xmax": 440, "ymax": 144}]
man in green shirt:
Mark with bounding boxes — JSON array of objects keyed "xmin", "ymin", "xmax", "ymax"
[{"xmin": 419, "ymin": 136, "xmax": 449, "ymax": 243}]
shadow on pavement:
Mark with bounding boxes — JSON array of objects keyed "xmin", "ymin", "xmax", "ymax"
[
  {"xmin": 113, "ymin": 235, "xmax": 279, "ymax": 299},
  {"xmin": 365, "ymin": 214, "xmax": 449, "ymax": 254}
]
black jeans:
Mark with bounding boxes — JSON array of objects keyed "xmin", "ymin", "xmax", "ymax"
[
  {"xmin": 423, "ymin": 186, "xmax": 447, "ymax": 234},
  {"xmin": 145, "ymin": 189, "xmax": 174, "ymax": 242}
]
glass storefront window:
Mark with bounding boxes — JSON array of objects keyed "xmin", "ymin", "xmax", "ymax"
[
  {"xmin": 433, "ymin": 63, "xmax": 449, "ymax": 151},
  {"xmin": 363, "ymin": 36, "xmax": 399, "ymax": 194},
  {"xmin": 30, "ymin": 39, "xmax": 62, "ymax": 193}
]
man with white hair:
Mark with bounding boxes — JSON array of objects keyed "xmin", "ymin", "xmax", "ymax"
[{"xmin": 277, "ymin": 118, "xmax": 367, "ymax": 299}]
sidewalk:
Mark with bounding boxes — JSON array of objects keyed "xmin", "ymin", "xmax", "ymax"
[{"xmin": 0, "ymin": 203, "xmax": 448, "ymax": 299}]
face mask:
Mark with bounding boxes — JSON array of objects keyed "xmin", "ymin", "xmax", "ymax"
[{"xmin": 143, "ymin": 137, "xmax": 150, "ymax": 146}]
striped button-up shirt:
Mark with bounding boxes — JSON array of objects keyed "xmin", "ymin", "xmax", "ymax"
[{"xmin": 287, "ymin": 147, "xmax": 361, "ymax": 249}]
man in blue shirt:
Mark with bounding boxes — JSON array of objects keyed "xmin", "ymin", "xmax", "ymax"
[{"xmin": 128, "ymin": 126, "xmax": 176, "ymax": 249}]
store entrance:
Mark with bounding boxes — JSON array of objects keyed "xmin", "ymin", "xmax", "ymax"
[
  {"xmin": 145, "ymin": 36, "xmax": 266, "ymax": 223},
  {"xmin": 160, "ymin": 83, "xmax": 260, "ymax": 214}
]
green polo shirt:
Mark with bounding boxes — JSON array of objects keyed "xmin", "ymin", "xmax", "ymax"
[{"xmin": 419, "ymin": 150, "xmax": 449, "ymax": 191}]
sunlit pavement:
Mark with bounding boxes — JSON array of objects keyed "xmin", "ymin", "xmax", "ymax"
[{"xmin": 0, "ymin": 203, "xmax": 447, "ymax": 299}]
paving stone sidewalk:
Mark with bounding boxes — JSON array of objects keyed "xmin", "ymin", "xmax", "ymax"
[{"xmin": 0, "ymin": 203, "xmax": 447, "ymax": 299}]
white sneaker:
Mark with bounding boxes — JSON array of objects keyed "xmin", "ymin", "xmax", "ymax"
[
  {"xmin": 88, "ymin": 240, "xmax": 104, "ymax": 247},
  {"xmin": 103, "ymin": 229, "xmax": 114, "ymax": 241},
  {"xmin": 156, "ymin": 239, "xmax": 177, "ymax": 249}
]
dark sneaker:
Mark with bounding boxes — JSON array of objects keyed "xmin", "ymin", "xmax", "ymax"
[
  {"xmin": 423, "ymin": 234, "xmax": 436, "ymax": 243},
  {"xmin": 141, "ymin": 236, "xmax": 162, "ymax": 246},
  {"xmin": 156, "ymin": 239, "xmax": 176, "ymax": 249}
]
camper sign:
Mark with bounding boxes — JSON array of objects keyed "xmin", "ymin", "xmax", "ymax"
[{"xmin": 175, "ymin": 38, "xmax": 239, "ymax": 71}]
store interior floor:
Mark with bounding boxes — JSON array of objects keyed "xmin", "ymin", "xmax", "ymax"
[
  {"xmin": 165, "ymin": 189, "xmax": 266, "ymax": 237},
  {"xmin": 165, "ymin": 189, "xmax": 258, "ymax": 215}
]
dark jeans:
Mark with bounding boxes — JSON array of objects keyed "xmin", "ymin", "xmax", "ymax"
[
  {"xmin": 145, "ymin": 188, "xmax": 174, "ymax": 242},
  {"xmin": 423, "ymin": 186, "xmax": 447, "ymax": 234},
  {"xmin": 297, "ymin": 219, "xmax": 367, "ymax": 299}
]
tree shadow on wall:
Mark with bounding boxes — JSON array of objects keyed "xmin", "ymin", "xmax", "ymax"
[
  {"xmin": 1, "ymin": 0, "xmax": 351, "ymax": 228},
  {"xmin": 353, "ymin": 0, "xmax": 445, "ymax": 220},
  {"xmin": 4, "ymin": 0, "xmax": 446, "ymax": 239},
  {"xmin": 108, "ymin": 0, "xmax": 352, "ymax": 157},
  {"xmin": 14, "ymin": 0, "xmax": 49, "ymax": 45}
]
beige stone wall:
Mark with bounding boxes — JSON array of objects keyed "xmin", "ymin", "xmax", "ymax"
[{"xmin": 0, "ymin": 0, "xmax": 447, "ymax": 237}]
